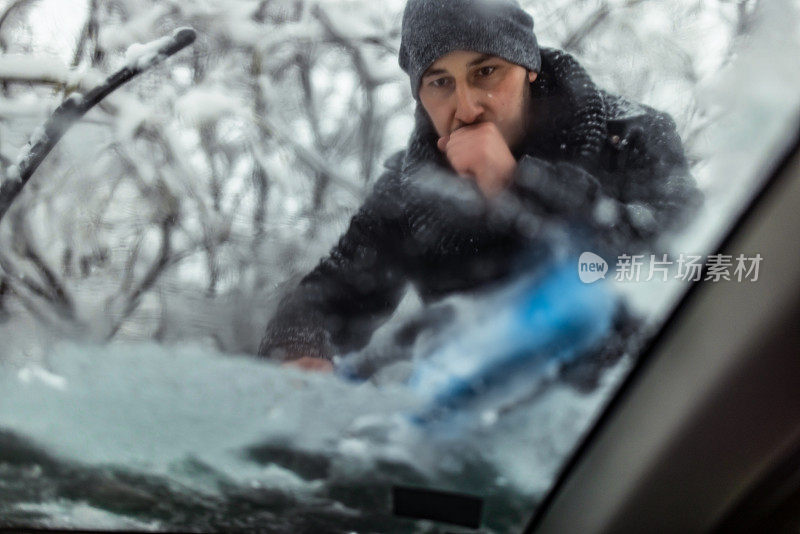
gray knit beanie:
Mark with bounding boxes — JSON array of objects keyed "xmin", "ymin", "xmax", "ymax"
[{"xmin": 399, "ymin": 0, "xmax": 541, "ymax": 100}]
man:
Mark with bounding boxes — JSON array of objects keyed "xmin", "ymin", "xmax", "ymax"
[{"xmin": 259, "ymin": 0, "xmax": 701, "ymax": 372}]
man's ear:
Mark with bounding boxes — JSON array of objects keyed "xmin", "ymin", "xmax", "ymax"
[{"xmin": 528, "ymin": 71, "xmax": 538, "ymax": 83}]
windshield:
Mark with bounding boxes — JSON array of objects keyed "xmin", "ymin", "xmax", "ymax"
[{"xmin": 1, "ymin": 0, "xmax": 799, "ymax": 532}]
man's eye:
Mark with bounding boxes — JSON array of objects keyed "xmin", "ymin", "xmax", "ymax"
[
  {"xmin": 429, "ymin": 78, "xmax": 450, "ymax": 89},
  {"xmin": 477, "ymin": 66, "xmax": 496, "ymax": 77}
]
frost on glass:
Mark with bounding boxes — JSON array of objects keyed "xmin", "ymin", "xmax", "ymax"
[{"xmin": 0, "ymin": 0, "xmax": 798, "ymax": 532}]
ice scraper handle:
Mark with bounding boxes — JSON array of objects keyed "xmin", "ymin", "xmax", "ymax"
[
  {"xmin": 0, "ymin": 28, "xmax": 197, "ymax": 224},
  {"xmin": 407, "ymin": 260, "xmax": 618, "ymax": 426}
]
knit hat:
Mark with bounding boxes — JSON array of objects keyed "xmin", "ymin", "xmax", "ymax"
[{"xmin": 399, "ymin": 0, "xmax": 541, "ymax": 100}]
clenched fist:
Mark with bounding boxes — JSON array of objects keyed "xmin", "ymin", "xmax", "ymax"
[{"xmin": 437, "ymin": 122, "xmax": 518, "ymax": 198}]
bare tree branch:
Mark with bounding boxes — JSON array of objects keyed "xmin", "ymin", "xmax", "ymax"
[
  {"xmin": 71, "ymin": 0, "xmax": 102, "ymax": 68},
  {"xmin": 562, "ymin": 0, "xmax": 645, "ymax": 52},
  {"xmin": 562, "ymin": 4, "xmax": 611, "ymax": 52},
  {"xmin": 106, "ymin": 217, "xmax": 175, "ymax": 340},
  {"xmin": 314, "ymin": 4, "xmax": 382, "ymax": 185},
  {"xmin": 7, "ymin": 209, "xmax": 77, "ymax": 322},
  {"xmin": 0, "ymin": 0, "xmax": 34, "ymax": 52}
]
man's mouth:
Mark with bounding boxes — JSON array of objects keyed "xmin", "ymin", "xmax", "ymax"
[{"xmin": 451, "ymin": 120, "xmax": 488, "ymax": 133}]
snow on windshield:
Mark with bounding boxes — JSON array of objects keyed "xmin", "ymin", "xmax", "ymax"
[{"xmin": 0, "ymin": 0, "xmax": 798, "ymax": 531}]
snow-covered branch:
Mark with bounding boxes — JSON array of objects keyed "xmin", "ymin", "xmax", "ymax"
[{"xmin": 0, "ymin": 0, "xmax": 765, "ymax": 352}]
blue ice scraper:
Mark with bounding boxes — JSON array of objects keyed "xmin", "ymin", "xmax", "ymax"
[{"xmin": 406, "ymin": 260, "xmax": 618, "ymax": 426}]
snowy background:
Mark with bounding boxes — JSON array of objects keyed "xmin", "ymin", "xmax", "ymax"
[
  {"xmin": 1, "ymin": 0, "xmax": 799, "ymax": 531},
  {"xmin": 1, "ymin": 0, "xmax": 794, "ymax": 353}
]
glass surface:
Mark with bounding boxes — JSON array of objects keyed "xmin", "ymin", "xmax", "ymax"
[{"xmin": 0, "ymin": 0, "xmax": 799, "ymax": 532}]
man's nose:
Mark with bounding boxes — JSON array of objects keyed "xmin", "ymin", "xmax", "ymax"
[{"xmin": 453, "ymin": 84, "xmax": 483, "ymax": 126}]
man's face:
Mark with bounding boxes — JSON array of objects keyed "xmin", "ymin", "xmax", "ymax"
[{"xmin": 418, "ymin": 50, "xmax": 536, "ymax": 151}]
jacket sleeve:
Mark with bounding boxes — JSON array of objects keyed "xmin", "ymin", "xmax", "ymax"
[
  {"xmin": 259, "ymin": 170, "xmax": 408, "ymax": 362},
  {"xmin": 509, "ymin": 109, "xmax": 702, "ymax": 254}
]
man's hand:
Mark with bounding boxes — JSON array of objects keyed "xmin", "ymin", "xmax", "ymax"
[
  {"xmin": 281, "ymin": 356, "xmax": 334, "ymax": 373},
  {"xmin": 437, "ymin": 122, "xmax": 517, "ymax": 198}
]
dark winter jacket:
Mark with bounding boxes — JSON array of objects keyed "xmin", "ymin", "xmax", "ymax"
[{"xmin": 259, "ymin": 48, "xmax": 702, "ymax": 361}]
